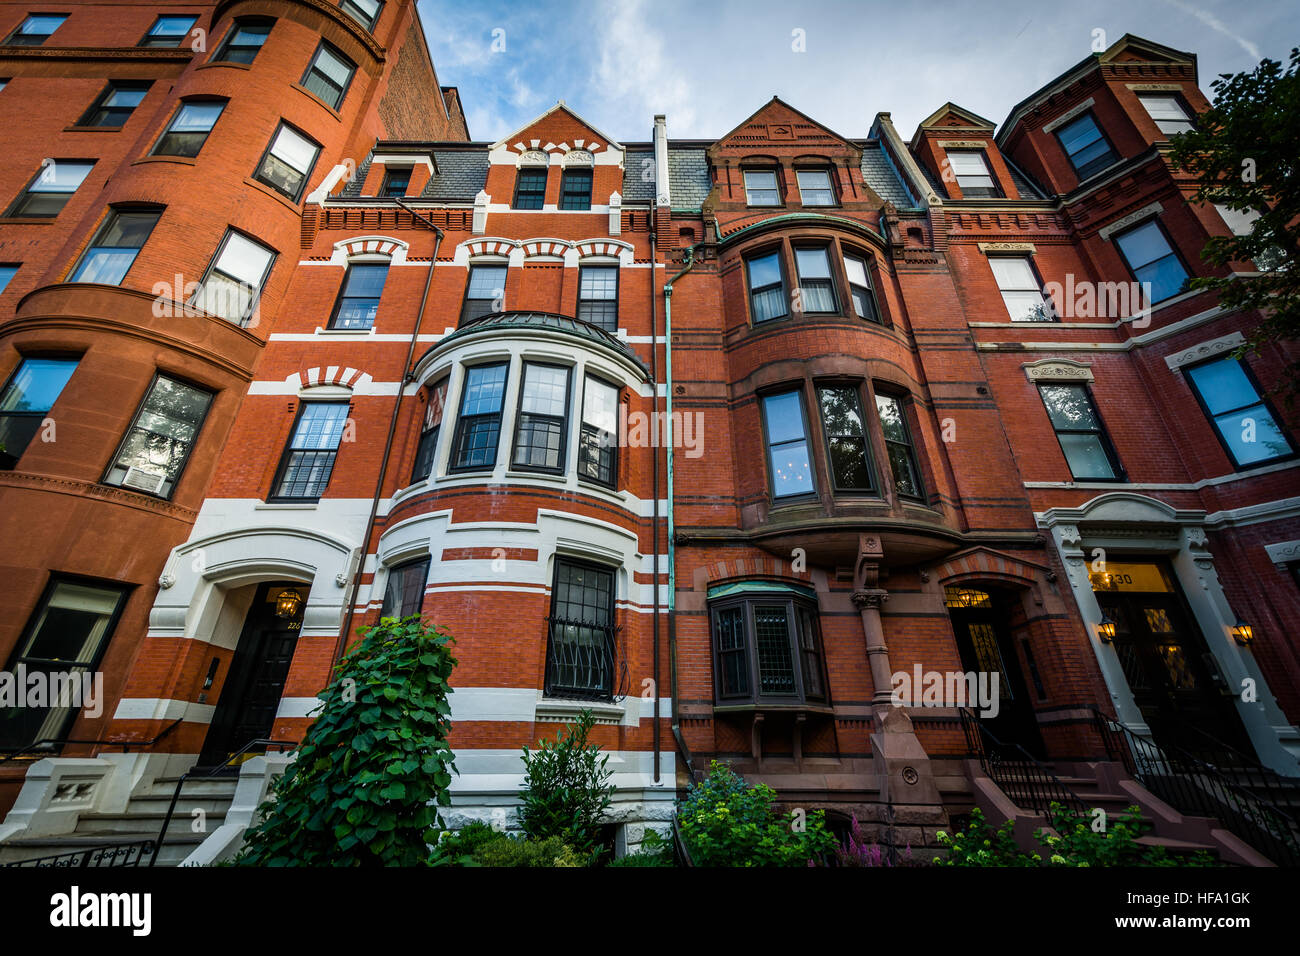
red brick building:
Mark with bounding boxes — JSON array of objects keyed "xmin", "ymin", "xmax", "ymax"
[{"xmin": 1, "ymin": 17, "xmax": 1297, "ymax": 864}]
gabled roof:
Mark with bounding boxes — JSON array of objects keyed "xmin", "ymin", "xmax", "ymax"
[
  {"xmin": 489, "ymin": 101, "xmax": 624, "ymax": 152},
  {"xmin": 915, "ymin": 102, "xmax": 997, "ymax": 136},
  {"xmin": 996, "ymin": 33, "xmax": 1197, "ymax": 146},
  {"xmin": 710, "ymin": 95, "xmax": 858, "ymax": 153}
]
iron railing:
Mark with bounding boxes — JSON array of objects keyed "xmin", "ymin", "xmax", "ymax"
[
  {"xmin": 960, "ymin": 707, "xmax": 1087, "ymax": 816},
  {"xmin": 543, "ymin": 616, "xmax": 627, "ymax": 702},
  {"xmin": 1090, "ymin": 707, "xmax": 1300, "ymax": 867},
  {"xmin": 152, "ymin": 737, "xmax": 297, "ymax": 867},
  {"xmin": 3, "ymin": 839, "xmax": 155, "ymax": 868},
  {"xmin": 0, "ymin": 717, "xmax": 184, "ymax": 766}
]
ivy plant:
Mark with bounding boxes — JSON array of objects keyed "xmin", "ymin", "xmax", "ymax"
[{"xmin": 235, "ymin": 615, "xmax": 458, "ymax": 867}]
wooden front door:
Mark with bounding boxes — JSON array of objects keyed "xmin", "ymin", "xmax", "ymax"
[{"xmin": 199, "ymin": 582, "xmax": 304, "ymax": 767}]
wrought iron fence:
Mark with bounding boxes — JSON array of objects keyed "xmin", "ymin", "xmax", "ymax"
[
  {"xmin": 1089, "ymin": 707, "xmax": 1300, "ymax": 867},
  {"xmin": 543, "ymin": 616, "xmax": 626, "ymax": 702},
  {"xmin": 3, "ymin": 840, "xmax": 155, "ymax": 868}
]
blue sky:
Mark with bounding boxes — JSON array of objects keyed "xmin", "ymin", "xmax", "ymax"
[{"xmin": 418, "ymin": 0, "xmax": 1298, "ymax": 144}]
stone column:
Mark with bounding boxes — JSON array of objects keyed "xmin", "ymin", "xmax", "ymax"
[{"xmin": 852, "ymin": 534, "xmax": 894, "ymax": 705}]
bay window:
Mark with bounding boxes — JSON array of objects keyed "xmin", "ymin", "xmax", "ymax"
[
  {"xmin": 152, "ymin": 99, "xmax": 225, "ymax": 157},
  {"xmin": 762, "ymin": 390, "xmax": 815, "ymax": 498},
  {"xmin": 512, "ymin": 362, "xmax": 570, "ymax": 472},
  {"xmin": 794, "ymin": 246, "xmax": 836, "ymax": 313},
  {"xmin": 190, "ymin": 228, "xmax": 276, "ymax": 325},
  {"xmin": 817, "ymin": 384, "xmax": 874, "ymax": 492},
  {"xmin": 874, "ymin": 391, "xmax": 924, "ymax": 499},
  {"xmin": 746, "ymin": 250, "xmax": 787, "ymax": 322},
  {"xmin": 254, "ymin": 122, "xmax": 320, "ymax": 202},
  {"xmin": 545, "ymin": 558, "xmax": 617, "ymax": 701},
  {"xmin": 410, "ymin": 379, "xmax": 447, "ymax": 482},
  {"xmin": 842, "ymin": 252, "xmax": 878, "ymax": 322},
  {"xmin": 578, "ymin": 374, "xmax": 618, "ymax": 487},
  {"xmin": 450, "ymin": 362, "xmax": 508, "ymax": 470},
  {"xmin": 0, "ymin": 357, "xmax": 78, "ymax": 469},
  {"xmin": 381, "ymin": 557, "xmax": 429, "ymax": 618},
  {"xmin": 709, "ymin": 590, "xmax": 827, "ymax": 706},
  {"xmin": 68, "ymin": 208, "xmax": 160, "ymax": 285}
]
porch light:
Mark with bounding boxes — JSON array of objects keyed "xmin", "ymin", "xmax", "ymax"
[
  {"xmin": 275, "ymin": 588, "xmax": 304, "ymax": 619},
  {"xmin": 1097, "ymin": 614, "xmax": 1116, "ymax": 642},
  {"xmin": 1231, "ymin": 616, "xmax": 1254, "ymax": 645},
  {"xmin": 943, "ymin": 587, "xmax": 982, "ymax": 608}
]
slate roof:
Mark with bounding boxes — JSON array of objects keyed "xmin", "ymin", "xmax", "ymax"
[
  {"xmin": 438, "ymin": 311, "xmax": 651, "ymax": 379},
  {"xmin": 667, "ymin": 148, "xmax": 712, "ymax": 208},
  {"xmin": 338, "ymin": 148, "xmax": 490, "ymax": 201},
  {"xmin": 860, "ymin": 142, "xmax": 919, "ymax": 209},
  {"xmin": 621, "ymin": 148, "xmax": 656, "ymax": 202}
]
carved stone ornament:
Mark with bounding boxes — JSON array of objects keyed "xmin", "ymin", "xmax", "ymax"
[
  {"xmin": 1022, "ymin": 359, "xmax": 1095, "ymax": 383},
  {"xmin": 1164, "ymin": 332, "xmax": 1245, "ymax": 371},
  {"xmin": 852, "ymin": 589, "xmax": 889, "ymax": 610},
  {"xmin": 519, "ymin": 149, "xmax": 548, "ymax": 166}
]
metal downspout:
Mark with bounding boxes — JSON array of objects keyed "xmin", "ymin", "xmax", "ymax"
[
  {"xmin": 649, "ymin": 228, "xmax": 660, "ymax": 784},
  {"xmin": 334, "ymin": 200, "xmax": 444, "ymax": 664},
  {"xmin": 664, "ymin": 243, "xmax": 702, "ymax": 781}
]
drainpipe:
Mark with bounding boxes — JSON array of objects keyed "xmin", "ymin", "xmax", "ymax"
[
  {"xmin": 664, "ymin": 241, "xmax": 703, "ymax": 781},
  {"xmin": 334, "ymin": 199, "xmax": 444, "ymax": 664},
  {"xmin": 648, "ymin": 228, "xmax": 661, "ymax": 784}
]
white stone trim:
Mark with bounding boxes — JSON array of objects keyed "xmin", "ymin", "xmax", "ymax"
[
  {"xmin": 1022, "ymin": 358, "xmax": 1094, "ymax": 383},
  {"xmin": 1042, "ymin": 97, "xmax": 1096, "ymax": 134},
  {"xmin": 1265, "ymin": 539, "xmax": 1300, "ymax": 569},
  {"xmin": 1098, "ymin": 202, "xmax": 1163, "ymax": 241},
  {"xmin": 328, "ymin": 234, "xmax": 410, "ymax": 266},
  {"xmin": 1164, "ymin": 331, "xmax": 1245, "ymax": 370}
]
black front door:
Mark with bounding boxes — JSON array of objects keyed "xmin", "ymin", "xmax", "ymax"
[
  {"xmin": 1092, "ymin": 561, "xmax": 1249, "ymax": 755},
  {"xmin": 947, "ymin": 589, "xmax": 1046, "ymax": 759},
  {"xmin": 199, "ymin": 582, "xmax": 304, "ymax": 767}
]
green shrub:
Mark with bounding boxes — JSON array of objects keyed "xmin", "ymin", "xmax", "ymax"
[
  {"xmin": 234, "ymin": 615, "xmax": 458, "ymax": 867},
  {"xmin": 519, "ymin": 709, "xmax": 614, "ymax": 859},
  {"xmin": 935, "ymin": 804, "xmax": 1220, "ymax": 867},
  {"xmin": 473, "ymin": 833, "xmax": 581, "ymax": 867},
  {"xmin": 678, "ymin": 760, "xmax": 835, "ymax": 866},
  {"xmin": 430, "ymin": 821, "xmax": 500, "ymax": 866},
  {"xmin": 608, "ymin": 827, "xmax": 674, "ymax": 867}
]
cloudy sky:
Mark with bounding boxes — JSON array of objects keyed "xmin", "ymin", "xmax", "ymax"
[{"xmin": 419, "ymin": 0, "xmax": 1297, "ymax": 144}]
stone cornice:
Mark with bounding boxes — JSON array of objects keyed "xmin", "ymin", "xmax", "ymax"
[
  {"xmin": 0, "ymin": 46, "xmax": 192, "ymax": 62},
  {"xmin": 1163, "ymin": 331, "xmax": 1245, "ymax": 371},
  {"xmin": 0, "ymin": 471, "xmax": 199, "ymax": 521},
  {"xmin": 1022, "ymin": 358, "xmax": 1095, "ymax": 383}
]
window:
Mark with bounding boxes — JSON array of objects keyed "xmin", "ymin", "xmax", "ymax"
[
  {"xmin": 746, "ymin": 250, "xmax": 786, "ymax": 322},
  {"xmin": 77, "ymin": 81, "xmax": 150, "ymax": 128},
  {"xmin": 875, "ymin": 392, "xmax": 923, "ymax": 498},
  {"xmin": 793, "ymin": 246, "xmax": 836, "ymax": 313},
  {"xmin": 4, "ymin": 14, "xmax": 66, "ymax": 46},
  {"xmin": 410, "ymin": 379, "xmax": 447, "ymax": 483},
  {"xmin": 460, "ymin": 263, "xmax": 506, "ymax": 323},
  {"xmin": 340, "ymin": 0, "xmax": 382, "ymax": 31},
  {"xmin": 708, "ymin": 592, "xmax": 827, "ymax": 705},
  {"xmin": 139, "ymin": 14, "xmax": 195, "ymax": 47},
  {"xmin": 796, "ymin": 169, "xmax": 835, "ymax": 206},
  {"xmin": 743, "ymin": 169, "xmax": 780, "ymax": 206},
  {"xmin": 103, "ymin": 374, "xmax": 212, "ymax": 498},
  {"xmin": 1185, "ymin": 358, "xmax": 1294, "ymax": 467},
  {"xmin": 190, "ymin": 229, "xmax": 275, "ymax": 325},
  {"xmin": 68, "ymin": 208, "xmax": 160, "ymax": 285},
  {"xmin": 817, "ymin": 384, "xmax": 874, "ymax": 492},
  {"xmin": 577, "ymin": 265, "xmax": 618, "ymax": 330},
  {"xmin": 560, "ymin": 167, "xmax": 592, "ymax": 210},
  {"xmin": 1038, "ymin": 383, "xmax": 1123, "ymax": 480},
  {"xmin": 0, "ymin": 357, "xmax": 77, "ymax": 469},
  {"xmin": 451, "ymin": 362, "xmax": 508, "ymax": 470},
  {"xmin": 0, "ymin": 264, "xmax": 16, "ymax": 293},
  {"xmin": 302, "ymin": 41, "xmax": 355, "ymax": 110},
  {"xmin": 1139, "ymin": 94, "xmax": 1193, "ymax": 136},
  {"xmin": 512, "ymin": 363, "xmax": 570, "ymax": 472},
  {"xmin": 513, "ymin": 166, "xmax": 546, "ymax": 209},
  {"xmin": 381, "ymin": 557, "xmax": 429, "ymax": 618},
  {"xmin": 380, "ymin": 167, "xmax": 410, "ymax": 198},
  {"xmin": 213, "ymin": 18, "xmax": 271, "ymax": 64},
  {"xmin": 762, "ymin": 390, "xmax": 814, "ymax": 498},
  {"xmin": 329, "ymin": 262, "xmax": 388, "ymax": 330},
  {"xmin": 578, "ymin": 375, "xmax": 618, "ymax": 487},
  {"xmin": 5, "ymin": 160, "xmax": 92, "ymax": 218},
  {"xmin": 1114, "ymin": 219, "xmax": 1188, "ymax": 304},
  {"xmin": 272, "ymin": 401, "xmax": 349, "ymax": 499},
  {"xmin": 152, "ymin": 100, "xmax": 225, "ymax": 157},
  {"xmin": 946, "ymin": 150, "xmax": 999, "ymax": 198},
  {"xmin": 545, "ymin": 559, "xmax": 617, "ymax": 701},
  {"xmin": 1056, "ymin": 112, "xmax": 1118, "ymax": 181},
  {"xmin": 842, "ymin": 253, "xmax": 878, "ymax": 322},
  {"xmin": 254, "ymin": 122, "xmax": 320, "ymax": 202},
  {"xmin": 0, "ymin": 578, "xmax": 128, "ymax": 750},
  {"xmin": 989, "ymin": 256, "xmax": 1053, "ymax": 322}
]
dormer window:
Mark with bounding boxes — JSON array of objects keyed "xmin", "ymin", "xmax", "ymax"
[
  {"xmin": 514, "ymin": 166, "xmax": 547, "ymax": 209},
  {"xmin": 560, "ymin": 167, "xmax": 592, "ymax": 210},
  {"xmin": 1138, "ymin": 94, "xmax": 1194, "ymax": 136},
  {"xmin": 380, "ymin": 167, "xmax": 410, "ymax": 198},
  {"xmin": 743, "ymin": 169, "xmax": 780, "ymax": 206},
  {"xmin": 1056, "ymin": 112, "xmax": 1118, "ymax": 181},
  {"xmin": 795, "ymin": 169, "xmax": 835, "ymax": 206},
  {"xmin": 946, "ymin": 150, "xmax": 999, "ymax": 198}
]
